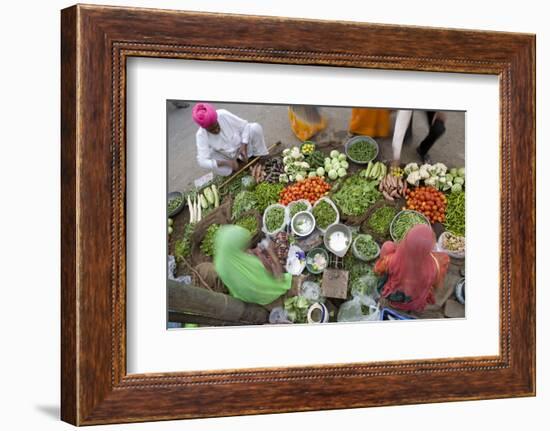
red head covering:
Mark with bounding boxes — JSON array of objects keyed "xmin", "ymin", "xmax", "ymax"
[
  {"xmin": 192, "ymin": 103, "xmax": 218, "ymax": 128},
  {"xmin": 376, "ymin": 224, "xmax": 449, "ymax": 311}
]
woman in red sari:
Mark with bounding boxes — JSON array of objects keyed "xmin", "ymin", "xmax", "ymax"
[{"xmin": 374, "ymin": 224, "xmax": 449, "ymax": 312}]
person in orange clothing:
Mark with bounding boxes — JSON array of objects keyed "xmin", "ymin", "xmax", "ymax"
[{"xmin": 348, "ymin": 108, "xmax": 391, "ymax": 138}]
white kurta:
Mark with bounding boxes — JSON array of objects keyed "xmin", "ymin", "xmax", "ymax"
[{"xmin": 195, "ymin": 109, "xmax": 269, "ymax": 176}]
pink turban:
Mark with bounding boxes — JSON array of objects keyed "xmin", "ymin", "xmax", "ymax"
[{"xmin": 192, "ymin": 103, "xmax": 218, "ymax": 128}]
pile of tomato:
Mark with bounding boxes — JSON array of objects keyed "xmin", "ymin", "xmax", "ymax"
[
  {"xmin": 406, "ymin": 186, "xmax": 447, "ymax": 224},
  {"xmin": 279, "ymin": 177, "xmax": 331, "ymax": 205}
]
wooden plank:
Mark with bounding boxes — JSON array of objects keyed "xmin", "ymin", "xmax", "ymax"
[{"xmin": 168, "ymin": 280, "xmax": 268, "ymax": 325}]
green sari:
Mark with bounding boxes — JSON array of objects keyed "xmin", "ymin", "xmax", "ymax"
[{"xmin": 214, "ymin": 225, "xmax": 292, "ymax": 305}]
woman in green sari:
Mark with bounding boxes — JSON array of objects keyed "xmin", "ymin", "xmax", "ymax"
[{"xmin": 214, "ymin": 225, "xmax": 292, "ymax": 305}]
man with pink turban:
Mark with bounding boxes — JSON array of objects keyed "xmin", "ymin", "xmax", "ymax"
[{"xmin": 192, "ymin": 103, "xmax": 269, "ymax": 176}]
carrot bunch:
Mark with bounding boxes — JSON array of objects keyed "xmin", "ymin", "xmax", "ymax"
[
  {"xmin": 406, "ymin": 186, "xmax": 447, "ymax": 224},
  {"xmin": 279, "ymin": 177, "xmax": 331, "ymax": 205}
]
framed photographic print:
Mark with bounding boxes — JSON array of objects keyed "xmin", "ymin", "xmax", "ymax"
[{"xmin": 61, "ymin": 4, "xmax": 536, "ymax": 425}]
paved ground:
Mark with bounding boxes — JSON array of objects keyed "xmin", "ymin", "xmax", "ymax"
[{"xmin": 168, "ymin": 101, "xmax": 465, "ymax": 193}]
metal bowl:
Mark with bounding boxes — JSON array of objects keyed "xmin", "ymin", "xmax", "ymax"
[
  {"xmin": 344, "ymin": 135, "xmax": 379, "ymax": 164},
  {"xmin": 306, "ymin": 247, "xmax": 329, "ymax": 274},
  {"xmin": 167, "ymin": 191, "xmax": 185, "ymax": 217},
  {"xmin": 323, "ymin": 223, "xmax": 352, "ymax": 257},
  {"xmin": 291, "ymin": 211, "xmax": 316, "ymax": 237}
]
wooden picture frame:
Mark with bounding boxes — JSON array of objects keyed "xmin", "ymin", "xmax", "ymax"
[{"xmin": 61, "ymin": 4, "xmax": 536, "ymax": 425}]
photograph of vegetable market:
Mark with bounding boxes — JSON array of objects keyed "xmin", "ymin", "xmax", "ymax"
[{"xmin": 167, "ymin": 101, "xmax": 465, "ymax": 328}]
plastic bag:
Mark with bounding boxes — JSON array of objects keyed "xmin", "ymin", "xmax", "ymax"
[
  {"xmin": 312, "ymin": 197, "xmax": 340, "ymax": 233},
  {"xmin": 337, "ymin": 294, "xmax": 380, "ymax": 322},
  {"xmin": 285, "ymin": 245, "xmax": 306, "ymax": 275},
  {"xmin": 299, "ymin": 281, "xmax": 321, "ymax": 302},
  {"xmin": 167, "ymin": 255, "xmax": 192, "ymax": 284},
  {"xmin": 269, "ymin": 307, "xmax": 293, "ymax": 324}
]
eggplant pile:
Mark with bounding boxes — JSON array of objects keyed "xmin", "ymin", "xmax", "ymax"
[{"xmin": 263, "ymin": 157, "xmax": 285, "ymax": 183}]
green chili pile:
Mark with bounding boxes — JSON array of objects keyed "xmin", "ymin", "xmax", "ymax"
[{"xmin": 444, "ymin": 191, "xmax": 465, "ymax": 236}]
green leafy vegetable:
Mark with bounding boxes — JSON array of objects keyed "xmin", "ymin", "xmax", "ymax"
[
  {"xmin": 235, "ymin": 215, "xmax": 258, "ymax": 236},
  {"xmin": 174, "ymin": 223, "xmax": 195, "ymax": 261},
  {"xmin": 254, "ymin": 182, "xmax": 284, "ymax": 213},
  {"xmin": 367, "ymin": 206, "xmax": 397, "ymax": 236},
  {"xmin": 347, "ymin": 140, "xmax": 377, "ymax": 162},
  {"xmin": 200, "ymin": 224, "xmax": 221, "ymax": 257},
  {"xmin": 312, "ymin": 200, "xmax": 337, "ymax": 229},
  {"xmin": 354, "ymin": 234, "xmax": 379, "ymax": 260},
  {"xmin": 232, "ymin": 190, "xmax": 258, "ymax": 220},
  {"xmin": 331, "ymin": 175, "xmax": 381, "ymax": 216},
  {"xmin": 168, "ymin": 195, "xmax": 183, "ymax": 213},
  {"xmin": 265, "ymin": 207, "xmax": 285, "ymax": 233},
  {"xmin": 289, "ymin": 201, "xmax": 308, "ymax": 219}
]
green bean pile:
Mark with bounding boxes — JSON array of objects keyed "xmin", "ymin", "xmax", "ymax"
[{"xmin": 392, "ymin": 211, "xmax": 429, "ymax": 241}]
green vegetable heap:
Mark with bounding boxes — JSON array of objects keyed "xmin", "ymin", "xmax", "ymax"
[
  {"xmin": 444, "ymin": 191, "xmax": 465, "ymax": 236},
  {"xmin": 392, "ymin": 211, "xmax": 429, "ymax": 241},
  {"xmin": 168, "ymin": 195, "xmax": 183, "ymax": 213},
  {"xmin": 367, "ymin": 206, "xmax": 397, "ymax": 236},
  {"xmin": 265, "ymin": 206, "xmax": 285, "ymax": 233},
  {"xmin": 254, "ymin": 182, "xmax": 284, "ymax": 213},
  {"xmin": 232, "ymin": 190, "xmax": 258, "ymax": 220},
  {"xmin": 284, "ymin": 296, "xmax": 312, "ymax": 323},
  {"xmin": 331, "ymin": 175, "xmax": 381, "ymax": 216},
  {"xmin": 354, "ymin": 234, "xmax": 379, "ymax": 260},
  {"xmin": 347, "ymin": 140, "xmax": 377, "ymax": 162},
  {"xmin": 174, "ymin": 223, "xmax": 195, "ymax": 261},
  {"xmin": 235, "ymin": 215, "xmax": 258, "ymax": 236},
  {"xmin": 312, "ymin": 200, "xmax": 337, "ymax": 229},
  {"xmin": 200, "ymin": 224, "xmax": 221, "ymax": 257},
  {"xmin": 289, "ymin": 201, "xmax": 308, "ymax": 219}
]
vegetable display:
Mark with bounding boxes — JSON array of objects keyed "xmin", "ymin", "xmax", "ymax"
[
  {"xmin": 390, "ymin": 166, "xmax": 404, "ymax": 177},
  {"xmin": 312, "ymin": 200, "xmax": 337, "ymax": 229},
  {"xmin": 353, "ymin": 234, "xmax": 379, "ymax": 260},
  {"xmin": 284, "ymin": 295, "xmax": 311, "ymax": 323},
  {"xmin": 378, "ymin": 173, "xmax": 408, "ymax": 201},
  {"xmin": 406, "ymin": 186, "xmax": 447, "ymax": 224},
  {"xmin": 444, "ymin": 190, "xmax": 465, "ymax": 236},
  {"xmin": 304, "ymin": 150, "xmax": 326, "ymax": 169},
  {"xmin": 301, "ymin": 141, "xmax": 315, "ymax": 155},
  {"xmin": 404, "ymin": 162, "xmax": 451, "ymax": 190},
  {"xmin": 324, "ymin": 150, "xmax": 349, "ymax": 180},
  {"xmin": 249, "ymin": 163, "xmax": 266, "ymax": 183},
  {"xmin": 441, "ymin": 231, "xmax": 465, "ymax": 253},
  {"xmin": 391, "ymin": 210, "xmax": 430, "ymax": 242},
  {"xmin": 331, "ymin": 175, "xmax": 381, "ymax": 216},
  {"xmin": 306, "ymin": 250, "xmax": 328, "ymax": 272},
  {"xmin": 280, "ymin": 146, "xmax": 315, "ymax": 183},
  {"xmin": 264, "ymin": 206, "xmax": 285, "ymax": 233},
  {"xmin": 200, "ymin": 224, "xmax": 220, "ymax": 257},
  {"xmin": 232, "ymin": 190, "xmax": 258, "ymax": 220},
  {"xmin": 254, "ymin": 182, "xmax": 285, "ymax": 212},
  {"xmin": 263, "ymin": 157, "xmax": 285, "ymax": 183},
  {"xmin": 288, "ymin": 201, "xmax": 308, "ymax": 219},
  {"xmin": 168, "ymin": 195, "xmax": 183, "ymax": 213},
  {"xmin": 174, "ymin": 223, "xmax": 195, "ymax": 261},
  {"xmin": 279, "ymin": 177, "xmax": 331, "ymax": 205},
  {"xmin": 367, "ymin": 205, "xmax": 397, "ymax": 236},
  {"xmin": 235, "ymin": 215, "xmax": 259, "ymax": 236},
  {"xmin": 360, "ymin": 161, "xmax": 387, "ymax": 181},
  {"xmin": 346, "ymin": 139, "xmax": 377, "ymax": 163}
]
